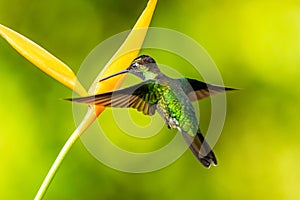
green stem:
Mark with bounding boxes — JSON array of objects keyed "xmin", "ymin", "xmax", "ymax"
[{"xmin": 34, "ymin": 109, "xmax": 97, "ymax": 200}]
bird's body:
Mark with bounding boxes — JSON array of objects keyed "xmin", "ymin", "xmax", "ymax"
[
  {"xmin": 68, "ymin": 55, "xmax": 236, "ymax": 168},
  {"xmin": 146, "ymin": 75, "xmax": 198, "ymax": 134}
]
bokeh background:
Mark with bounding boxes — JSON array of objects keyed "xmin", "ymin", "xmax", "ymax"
[{"xmin": 1, "ymin": 0, "xmax": 300, "ymax": 199}]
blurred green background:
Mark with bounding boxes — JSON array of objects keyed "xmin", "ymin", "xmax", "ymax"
[{"xmin": 1, "ymin": 0, "xmax": 300, "ymax": 199}]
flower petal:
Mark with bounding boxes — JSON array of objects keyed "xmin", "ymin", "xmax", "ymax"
[
  {"xmin": 0, "ymin": 24, "xmax": 87, "ymax": 96},
  {"xmin": 92, "ymin": 0, "xmax": 158, "ymax": 115},
  {"xmin": 35, "ymin": 1, "xmax": 157, "ymax": 198}
]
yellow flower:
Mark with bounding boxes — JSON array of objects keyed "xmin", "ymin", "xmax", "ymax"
[{"xmin": 0, "ymin": 0, "xmax": 157, "ymax": 199}]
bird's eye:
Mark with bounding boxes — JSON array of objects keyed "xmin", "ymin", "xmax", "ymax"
[{"xmin": 132, "ymin": 63, "xmax": 138, "ymax": 68}]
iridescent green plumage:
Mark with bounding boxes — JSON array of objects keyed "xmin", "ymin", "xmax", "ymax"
[{"xmin": 67, "ymin": 55, "xmax": 237, "ymax": 168}]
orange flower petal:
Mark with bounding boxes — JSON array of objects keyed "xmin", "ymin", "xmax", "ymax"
[
  {"xmin": 92, "ymin": 0, "xmax": 158, "ymax": 116},
  {"xmin": 0, "ymin": 24, "xmax": 87, "ymax": 96},
  {"xmin": 35, "ymin": 1, "xmax": 157, "ymax": 198}
]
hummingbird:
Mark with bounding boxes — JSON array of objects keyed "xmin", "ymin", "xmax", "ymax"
[{"xmin": 67, "ymin": 55, "xmax": 236, "ymax": 168}]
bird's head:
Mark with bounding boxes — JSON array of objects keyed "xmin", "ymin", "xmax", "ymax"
[
  {"xmin": 127, "ymin": 55, "xmax": 161, "ymax": 79},
  {"xmin": 99, "ymin": 55, "xmax": 160, "ymax": 82}
]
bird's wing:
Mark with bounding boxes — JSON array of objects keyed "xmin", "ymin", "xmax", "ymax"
[
  {"xmin": 178, "ymin": 78, "xmax": 237, "ymax": 101},
  {"xmin": 66, "ymin": 80, "xmax": 162, "ymax": 116}
]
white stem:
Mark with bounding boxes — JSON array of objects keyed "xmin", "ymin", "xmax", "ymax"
[{"xmin": 34, "ymin": 109, "xmax": 97, "ymax": 200}]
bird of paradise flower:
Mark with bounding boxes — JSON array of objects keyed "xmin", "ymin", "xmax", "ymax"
[{"xmin": 0, "ymin": 0, "xmax": 157, "ymax": 199}]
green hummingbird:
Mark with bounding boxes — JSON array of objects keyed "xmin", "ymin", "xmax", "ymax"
[{"xmin": 67, "ymin": 55, "xmax": 236, "ymax": 168}]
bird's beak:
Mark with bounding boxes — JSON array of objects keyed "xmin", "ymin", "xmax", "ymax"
[
  {"xmin": 98, "ymin": 69, "xmax": 129, "ymax": 82},
  {"xmin": 99, "ymin": 62, "xmax": 138, "ymax": 82}
]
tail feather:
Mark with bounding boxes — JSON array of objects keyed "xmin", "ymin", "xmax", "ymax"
[{"xmin": 181, "ymin": 131, "xmax": 217, "ymax": 168}]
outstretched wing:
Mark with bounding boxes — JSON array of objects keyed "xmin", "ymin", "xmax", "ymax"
[
  {"xmin": 179, "ymin": 78, "xmax": 237, "ymax": 101},
  {"xmin": 66, "ymin": 80, "xmax": 162, "ymax": 116}
]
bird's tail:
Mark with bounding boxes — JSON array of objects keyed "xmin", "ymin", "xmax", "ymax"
[{"xmin": 181, "ymin": 130, "xmax": 217, "ymax": 168}]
